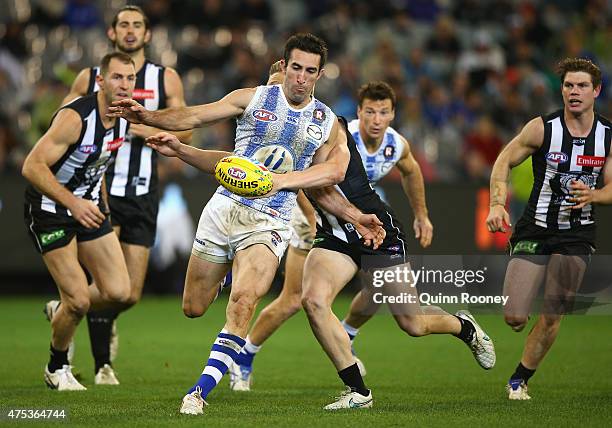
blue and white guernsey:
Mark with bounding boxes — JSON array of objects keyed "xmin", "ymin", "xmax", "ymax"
[
  {"xmin": 347, "ymin": 119, "xmax": 405, "ymax": 185},
  {"xmin": 217, "ymin": 84, "xmax": 336, "ymax": 222}
]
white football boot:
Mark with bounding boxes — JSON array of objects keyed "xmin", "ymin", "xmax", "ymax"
[
  {"xmin": 95, "ymin": 364, "xmax": 120, "ymax": 385},
  {"xmin": 324, "ymin": 387, "xmax": 373, "ymax": 410},
  {"xmin": 228, "ymin": 360, "xmax": 252, "ymax": 391},
  {"xmin": 44, "ymin": 365, "xmax": 86, "ymax": 391},
  {"xmin": 180, "ymin": 387, "xmax": 207, "ymax": 415},
  {"xmin": 455, "ymin": 310, "xmax": 496, "ymax": 369},
  {"xmin": 507, "ymin": 379, "xmax": 531, "ymax": 400}
]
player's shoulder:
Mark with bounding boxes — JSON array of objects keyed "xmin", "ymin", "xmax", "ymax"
[
  {"xmin": 61, "ymin": 93, "xmax": 96, "ymax": 115},
  {"xmin": 347, "ymin": 118, "xmax": 359, "ymax": 133},
  {"xmin": 595, "ymin": 112, "xmax": 611, "ymax": 128}
]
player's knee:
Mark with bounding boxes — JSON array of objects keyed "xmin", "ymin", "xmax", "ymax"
[
  {"xmin": 228, "ymin": 290, "xmax": 257, "ymax": 315},
  {"xmin": 301, "ymin": 293, "xmax": 326, "ymax": 318},
  {"xmin": 280, "ymin": 293, "xmax": 303, "ymax": 316},
  {"xmin": 124, "ymin": 290, "xmax": 142, "ymax": 308},
  {"xmin": 64, "ymin": 296, "xmax": 90, "ymax": 318},
  {"xmin": 539, "ymin": 314, "xmax": 561, "ymax": 330},
  {"xmin": 504, "ymin": 314, "xmax": 528, "ymax": 330},
  {"xmin": 183, "ymin": 303, "xmax": 204, "ymax": 318},
  {"xmin": 102, "ymin": 287, "xmax": 131, "ymax": 305}
]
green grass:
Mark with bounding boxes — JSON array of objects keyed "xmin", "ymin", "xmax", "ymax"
[{"xmin": 1, "ymin": 295, "xmax": 611, "ymax": 427}]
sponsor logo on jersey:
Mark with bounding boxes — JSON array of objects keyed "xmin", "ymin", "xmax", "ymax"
[
  {"xmin": 306, "ymin": 124, "xmax": 323, "ymax": 141},
  {"xmin": 107, "ymin": 137, "xmax": 124, "ymax": 151},
  {"xmin": 270, "ymin": 231, "xmax": 281, "ymax": 247},
  {"xmin": 227, "ymin": 167, "xmax": 247, "ymax": 180},
  {"xmin": 253, "ymin": 145, "xmax": 294, "ymax": 173},
  {"xmin": 313, "ymin": 108, "xmax": 326, "ymax": 122},
  {"xmin": 577, "ymin": 155, "xmax": 605, "ymax": 167},
  {"xmin": 78, "ymin": 143, "xmax": 96, "ymax": 154},
  {"xmin": 133, "ymin": 89, "xmax": 155, "ymax": 100},
  {"xmin": 572, "ymin": 138, "xmax": 586, "ymax": 146},
  {"xmin": 383, "ymin": 145, "xmax": 395, "ymax": 158},
  {"xmin": 252, "ymin": 109, "xmax": 278, "ymax": 122},
  {"xmin": 194, "ymin": 238, "xmax": 206, "ymax": 246},
  {"xmin": 40, "ymin": 229, "xmax": 66, "ymax": 246},
  {"xmin": 512, "ymin": 240, "xmax": 539, "ymax": 255},
  {"xmin": 546, "ymin": 152, "xmax": 569, "ymax": 163},
  {"xmin": 345, "ymin": 223, "xmax": 355, "ymax": 232}
]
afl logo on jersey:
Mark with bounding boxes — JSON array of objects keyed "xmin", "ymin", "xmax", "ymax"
[
  {"xmin": 252, "ymin": 109, "xmax": 278, "ymax": 122},
  {"xmin": 78, "ymin": 144, "xmax": 96, "ymax": 154},
  {"xmin": 252, "ymin": 145, "xmax": 294, "ymax": 173},
  {"xmin": 546, "ymin": 152, "xmax": 568, "ymax": 163}
]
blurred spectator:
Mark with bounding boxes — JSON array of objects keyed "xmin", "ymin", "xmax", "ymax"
[
  {"xmin": 463, "ymin": 115, "xmax": 504, "ymax": 182},
  {"xmin": 63, "ymin": 0, "xmax": 102, "ymax": 29},
  {"xmin": 457, "ymin": 30, "xmax": 506, "ymax": 90}
]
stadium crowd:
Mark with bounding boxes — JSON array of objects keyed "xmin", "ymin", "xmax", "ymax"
[{"xmin": 0, "ymin": 0, "xmax": 610, "ymax": 184}]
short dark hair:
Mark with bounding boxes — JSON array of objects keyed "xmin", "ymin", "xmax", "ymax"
[
  {"xmin": 357, "ymin": 81, "xmax": 397, "ymax": 109},
  {"xmin": 283, "ymin": 33, "xmax": 328, "ymax": 70},
  {"xmin": 100, "ymin": 52, "xmax": 135, "ymax": 75},
  {"xmin": 556, "ymin": 58, "xmax": 602, "ymax": 88},
  {"xmin": 111, "ymin": 5, "xmax": 150, "ymax": 31}
]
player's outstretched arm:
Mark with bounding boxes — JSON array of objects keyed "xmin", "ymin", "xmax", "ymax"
[
  {"xmin": 486, "ymin": 117, "xmax": 543, "ymax": 233},
  {"xmin": 145, "ymin": 132, "xmax": 231, "ymax": 174},
  {"xmin": 127, "ymin": 68, "xmax": 194, "ymax": 144},
  {"xmin": 271, "ymin": 119, "xmax": 349, "ymax": 192},
  {"xmin": 307, "ymin": 186, "xmax": 386, "ymax": 249},
  {"xmin": 396, "ymin": 136, "xmax": 433, "ymax": 248},
  {"xmin": 22, "ymin": 109, "xmax": 105, "ymax": 229},
  {"xmin": 107, "ymin": 87, "xmax": 255, "ymax": 131},
  {"xmin": 569, "ymin": 151, "xmax": 612, "ymax": 208}
]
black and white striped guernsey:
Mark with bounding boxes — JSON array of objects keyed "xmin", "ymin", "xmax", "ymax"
[
  {"xmin": 87, "ymin": 59, "xmax": 167, "ymax": 197},
  {"xmin": 521, "ymin": 109, "xmax": 611, "ymax": 230},
  {"xmin": 25, "ymin": 94, "xmax": 130, "ymax": 216}
]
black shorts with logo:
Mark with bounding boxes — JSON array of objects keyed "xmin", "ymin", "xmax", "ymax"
[
  {"xmin": 508, "ymin": 218, "xmax": 596, "ymax": 264},
  {"xmin": 24, "ymin": 204, "xmax": 113, "ymax": 254},
  {"xmin": 108, "ymin": 192, "xmax": 159, "ymax": 248},
  {"xmin": 312, "ymin": 215, "xmax": 407, "ymax": 271}
]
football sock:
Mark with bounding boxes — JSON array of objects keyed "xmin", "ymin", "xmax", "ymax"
[
  {"xmin": 87, "ymin": 309, "xmax": 118, "ymax": 372},
  {"xmin": 342, "ymin": 320, "xmax": 359, "ymax": 342},
  {"xmin": 234, "ymin": 338, "xmax": 261, "ymax": 368},
  {"xmin": 453, "ymin": 315, "xmax": 476, "ymax": 343},
  {"xmin": 510, "ymin": 362, "xmax": 536, "ymax": 384},
  {"xmin": 187, "ymin": 329, "xmax": 245, "ymax": 399},
  {"xmin": 338, "ymin": 363, "xmax": 369, "ymax": 396},
  {"xmin": 48, "ymin": 343, "xmax": 69, "ymax": 372}
]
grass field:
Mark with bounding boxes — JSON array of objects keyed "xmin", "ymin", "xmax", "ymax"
[{"xmin": 1, "ymin": 295, "xmax": 611, "ymax": 427}]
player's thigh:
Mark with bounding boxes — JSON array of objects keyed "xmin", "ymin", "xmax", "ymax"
[
  {"xmin": 42, "ymin": 238, "xmax": 91, "ymax": 311},
  {"xmin": 503, "ymin": 257, "xmax": 547, "ymax": 319},
  {"xmin": 231, "ymin": 243, "xmax": 279, "ymax": 301},
  {"xmin": 78, "ymin": 232, "xmax": 130, "ymax": 301},
  {"xmin": 302, "ymin": 248, "xmax": 357, "ymax": 306},
  {"xmin": 183, "ymin": 254, "xmax": 231, "ymax": 303},
  {"xmin": 279, "ymin": 246, "xmax": 309, "ymax": 299},
  {"xmin": 120, "ymin": 242, "xmax": 150, "ymax": 295},
  {"xmin": 371, "ymin": 262, "xmax": 421, "ymax": 317},
  {"xmin": 542, "ymin": 253, "xmax": 587, "ymax": 316}
]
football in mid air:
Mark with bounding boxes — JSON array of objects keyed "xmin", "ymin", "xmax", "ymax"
[{"xmin": 214, "ymin": 155, "xmax": 273, "ymax": 197}]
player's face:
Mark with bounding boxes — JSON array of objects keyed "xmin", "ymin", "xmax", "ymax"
[
  {"xmin": 282, "ymin": 49, "xmax": 322, "ymax": 105},
  {"xmin": 108, "ymin": 10, "xmax": 150, "ymax": 54},
  {"xmin": 357, "ymin": 98, "xmax": 395, "ymax": 141},
  {"xmin": 99, "ymin": 59, "xmax": 136, "ymax": 104},
  {"xmin": 562, "ymin": 71, "xmax": 601, "ymax": 115}
]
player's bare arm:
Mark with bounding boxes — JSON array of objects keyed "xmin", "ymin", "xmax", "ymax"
[
  {"xmin": 128, "ymin": 67, "xmax": 194, "ymax": 143},
  {"xmin": 145, "ymin": 132, "xmax": 230, "ymax": 174},
  {"xmin": 486, "ymin": 117, "xmax": 544, "ymax": 232},
  {"xmin": 395, "ymin": 136, "xmax": 433, "ymax": 247},
  {"xmin": 272, "ymin": 119, "xmax": 348, "ymax": 192},
  {"xmin": 60, "ymin": 68, "xmax": 90, "ymax": 105},
  {"xmin": 296, "ymin": 190, "xmax": 317, "ymax": 239},
  {"xmin": 569, "ymin": 150, "xmax": 612, "ymax": 208},
  {"xmin": 108, "ymin": 87, "xmax": 256, "ymax": 131},
  {"xmin": 22, "ymin": 109, "xmax": 105, "ymax": 229}
]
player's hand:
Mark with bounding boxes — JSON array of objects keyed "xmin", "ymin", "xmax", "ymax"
[
  {"xmin": 568, "ymin": 180, "xmax": 598, "ymax": 209},
  {"xmin": 263, "ymin": 172, "xmax": 286, "ymax": 197},
  {"xmin": 107, "ymin": 98, "xmax": 148, "ymax": 124},
  {"xmin": 145, "ymin": 132, "xmax": 182, "ymax": 157},
  {"xmin": 68, "ymin": 198, "xmax": 106, "ymax": 229},
  {"xmin": 486, "ymin": 204, "xmax": 511, "ymax": 233},
  {"xmin": 355, "ymin": 214, "xmax": 386, "ymax": 249},
  {"xmin": 413, "ymin": 216, "xmax": 433, "ymax": 248}
]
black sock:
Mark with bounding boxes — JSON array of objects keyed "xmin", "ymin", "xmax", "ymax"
[
  {"xmin": 87, "ymin": 309, "xmax": 118, "ymax": 372},
  {"xmin": 48, "ymin": 343, "xmax": 69, "ymax": 372},
  {"xmin": 454, "ymin": 316, "xmax": 476, "ymax": 343},
  {"xmin": 510, "ymin": 362, "xmax": 536, "ymax": 384},
  {"xmin": 338, "ymin": 363, "xmax": 369, "ymax": 396}
]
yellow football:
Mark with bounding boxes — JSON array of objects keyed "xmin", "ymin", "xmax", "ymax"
[{"xmin": 214, "ymin": 155, "xmax": 273, "ymax": 197}]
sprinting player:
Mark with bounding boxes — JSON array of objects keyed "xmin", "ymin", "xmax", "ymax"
[
  {"xmin": 486, "ymin": 58, "xmax": 611, "ymax": 400},
  {"xmin": 48, "ymin": 5, "xmax": 191, "ymax": 384},
  {"xmin": 300, "ymin": 116, "xmax": 495, "ymax": 410},
  {"xmin": 109, "ymin": 33, "xmax": 384, "ymax": 415},
  {"xmin": 22, "ymin": 53, "xmax": 135, "ymax": 391},
  {"xmin": 229, "ymin": 81, "xmax": 435, "ymax": 389}
]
